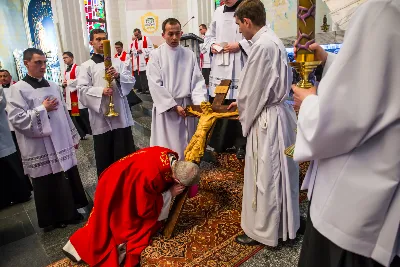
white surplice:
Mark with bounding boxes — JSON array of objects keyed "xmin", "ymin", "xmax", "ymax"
[
  {"xmin": 77, "ymin": 56, "xmax": 135, "ymax": 135},
  {"xmin": 65, "ymin": 64, "xmax": 85, "ymax": 110},
  {"xmin": 237, "ymin": 26, "xmax": 299, "ymax": 246},
  {"xmin": 2, "ymin": 85, "xmax": 15, "ymax": 131},
  {"xmin": 130, "ymin": 37, "xmax": 154, "ymax": 72},
  {"xmin": 294, "ymin": 1, "xmax": 400, "ymax": 266},
  {"xmin": 200, "ymin": 35, "xmax": 211, "ymax": 69},
  {"xmin": 7, "ymin": 81, "xmax": 80, "ymax": 178},
  {"xmin": 203, "ymin": 5, "xmax": 251, "ymax": 99},
  {"xmin": 147, "ymin": 43, "xmax": 207, "ymax": 159},
  {"xmin": 0, "ymin": 88, "xmax": 16, "ymax": 158}
]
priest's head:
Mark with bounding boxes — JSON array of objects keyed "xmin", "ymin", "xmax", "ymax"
[
  {"xmin": 224, "ymin": 0, "xmax": 239, "ymax": 7},
  {"xmin": 115, "ymin": 41, "xmax": 124, "ymax": 54},
  {"xmin": 199, "ymin": 24, "xmax": 207, "ymax": 36},
  {"xmin": 90, "ymin": 29, "xmax": 107, "ymax": 54},
  {"xmin": 234, "ymin": 0, "xmax": 266, "ymax": 40},
  {"xmin": 23, "ymin": 48, "xmax": 46, "ymax": 79},
  {"xmin": 0, "ymin": 70, "xmax": 12, "ymax": 86},
  {"xmin": 171, "ymin": 160, "xmax": 200, "ymax": 186},
  {"xmin": 62, "ymin": 52, "xmax": 74, "ymax": 66},
  {"xmin": 162, "ymin": 18, "xmax": 182, "ymax": 48},
  {"xmin": 133, "ymin": 28, "xmax": 142, "ymax": 40}
]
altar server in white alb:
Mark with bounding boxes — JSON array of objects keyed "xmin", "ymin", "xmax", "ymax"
[
  {"xmin": 115, "ymin": 41, "xmax": 143, "ymax": 109},
  {"xmin": 7, "ymin": 48, "xmax": 88, "ymax": 229},
  {"xmin": 77, "ymin": 29, "xmax": 136, "ymax": 177},
  {"xmin": 130, "ymin": 28, "xmax": 153, "ymax": 94},
  {"xmin": 199, "ymin": 24, "xmax": 211, "ymax": 91},
  {"xmin": 147, "ymin": 18, "xmax": 207, "ymax": 159},
  {"xmin": 0, "ymin": 87, "xmax": 32, "ymax": 210},
  {"xmin": 292, "ymin": 1, "xmax": 400, "ymax": 266},
  {"xmin": 203, "ymin": 0, "xmax": 250, "ymax": 159},
  {"xmin": 204, "ymin": 0, "xmax": 250, "ymax": 99},
  {"xmin": 62, "ymin": 51, "xmax": 92, "ymax": 140},
  {"xmin": 234, "ymin": 0, "xmax": 299, "ymax": 246}
]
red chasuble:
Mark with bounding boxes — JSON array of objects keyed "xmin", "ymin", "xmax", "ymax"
[{"xmin": 69, "ymin": 146, "xmax": 177, "ymax": 266}]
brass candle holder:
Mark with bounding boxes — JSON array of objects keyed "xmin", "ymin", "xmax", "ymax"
[
  {"xmin": 103, "ymin": 40, "xmax": 119, "ymax": 117},
  {"xmin": 284, "ymin": 0, "xmax": 321, "ymax": 158}
]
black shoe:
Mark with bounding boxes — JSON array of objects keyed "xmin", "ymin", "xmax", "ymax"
[
  {"xmin": 235, "ymin": 234, "xmax": 259, "ymax": 245},
  {"xmin": 11, "ymin": 195, "xmax": 32, "ymax": 205},
  {"xmin": 54, "ymin": 223, "xmax": 67, "ymax": 228},
  {"xmin": 63, "ymin": 248, "xmax": 79, "ymax": 263},
  {"xmin": 67, "ymin": 213, "xmax": 84, "ymax": 225},
  {"xmin": 143, "ymin": 90, "xmax": 150, "ymax": 94},
  {"xmin": 236, "ymin": 148, "xmax": 246, "ymax": 160},
  {"xmin": 225, "ymin": 146, "xmax": 237, "ymax": 153}
]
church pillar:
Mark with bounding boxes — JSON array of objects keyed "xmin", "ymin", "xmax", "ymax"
[
  {"xmin": 105, "ymin": 0, "xmax": 128, "ymax": 48},
  {"xmin": 51, "ymin": 0, "xmax": 89, "ymax": 69},
  {"xmin": 186, "ymin": 0, "xmax": 199, "ymax": 34}
]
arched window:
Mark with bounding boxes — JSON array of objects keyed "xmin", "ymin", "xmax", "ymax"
[{"xmin": 84, "ymin": 0, "xmax": 107, "ymax": 53}]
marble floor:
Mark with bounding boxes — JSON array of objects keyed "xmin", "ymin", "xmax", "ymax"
[{"xmin": 0, "ymin": 136, "xmax": 306, "ymax": 267}]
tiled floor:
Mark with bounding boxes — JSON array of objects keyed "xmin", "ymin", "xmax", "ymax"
[
  {"xmin": 0, "ymin": 138, "xmax": 97, "ymax": 267},
  {"xmin": 0, "ymin": 135, "xmax": 306, "ymax": 267}
]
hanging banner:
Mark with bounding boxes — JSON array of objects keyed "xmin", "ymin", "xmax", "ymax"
[{"xmin": 141, "ymin": 12, "xmax": 159, "ymax": 34}]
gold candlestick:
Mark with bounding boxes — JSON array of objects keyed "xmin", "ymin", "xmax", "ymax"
[
  {"xmin": 103, "ymin": 40, "xmax": 119, "ymax": 117},
  {"xmin": 285, "ymin": 0, "xmax": 321, "ymax": 158}
]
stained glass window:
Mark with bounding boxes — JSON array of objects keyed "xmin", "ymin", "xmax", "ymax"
[{"xmin": 84, "ymin": 0, "xmax": 107, "ymax": 53}]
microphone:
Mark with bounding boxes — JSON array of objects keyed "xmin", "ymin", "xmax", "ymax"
[{"xmin": 182, "ymin": 16, "xmax": 195, "ymax": 28}]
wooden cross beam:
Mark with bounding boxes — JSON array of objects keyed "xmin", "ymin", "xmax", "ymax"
[
  {"xmin": 162, "ymin": 79, "xmax": 237, "ymax": 239},
  {"xmin": 187, "ymin": 80, "xmax": 237, "ymax": 114}
]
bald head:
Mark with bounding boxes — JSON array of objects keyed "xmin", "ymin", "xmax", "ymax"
[{"xmin": 172, "ymin": 161, "xmax": 200, "ymax": 186}]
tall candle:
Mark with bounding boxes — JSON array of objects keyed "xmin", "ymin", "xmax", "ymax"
[
  {"xmin": 296, "ymin": 0, "xmax": 316, "ymax": 62},
  {"xmin": 102, "ymin": 40, "xmax": 112, "ymax": 68}
]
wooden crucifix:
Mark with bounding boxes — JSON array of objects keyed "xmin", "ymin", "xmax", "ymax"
[{"xmin": 162, "ymin": 80, "xmax": 239, "ymax": 238}]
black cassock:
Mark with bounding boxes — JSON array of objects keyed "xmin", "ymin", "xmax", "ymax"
[{"xmin": 13, "ymin": 76, "xmax": 88, "ymax": 228}]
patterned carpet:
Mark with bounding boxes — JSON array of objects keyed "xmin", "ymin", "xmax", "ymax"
[{"xmin": 48, "ymin": 153, "xmax": 309, "ymax": 267}]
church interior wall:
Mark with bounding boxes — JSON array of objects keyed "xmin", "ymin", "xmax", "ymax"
[
  {"xmin": 0, "ymin": 0, "xmax": 28, "ymax": 80},
  {"xmin": 122, "ymin": 0, "xmax": 175, "ymax": 47},
  {"xmin": 260, "ymin": 0, "xmax": 333, "ymax": 38}
]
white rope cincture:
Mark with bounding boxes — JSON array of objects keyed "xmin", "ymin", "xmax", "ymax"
[
  {"xmin": 252, "ymin": 126, "xmax": 258, "ymax": 211},
  {"xmin": 252, "ymin": 110, "xmax": 269, "ymax": 211}
]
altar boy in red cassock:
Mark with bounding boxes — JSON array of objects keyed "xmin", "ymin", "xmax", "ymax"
[{"xmin": 63, "ymin": 146, "xmax": 200, "ymax": 266}]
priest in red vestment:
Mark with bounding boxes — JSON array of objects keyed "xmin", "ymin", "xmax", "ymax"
[{"xmin": 63, "ymin": 146, "xmax": 200, "ymax": 266}]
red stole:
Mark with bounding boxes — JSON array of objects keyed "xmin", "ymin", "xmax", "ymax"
[
  {"xmin": 69, "ymin": 146, "xmax": 178, "ymax": 267},
  {"xmin": 200, "ymin": 53, "xmax": 204, "ymax": 68},
  {"xmin": 64, "ymin": 64, "xmax": 79, "ymax": 116},
  {"xmin": 114, "ymin": 51, "xmax": 127, "ymax": 62},
  {"xmin": 131, "ymin": 36, "xmax": 149, "ymax": 74}
]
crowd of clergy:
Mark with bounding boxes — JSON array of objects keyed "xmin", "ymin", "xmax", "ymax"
[{"xmin": 0, "ymin": 0, "xmax": 399, "ymax": 266}]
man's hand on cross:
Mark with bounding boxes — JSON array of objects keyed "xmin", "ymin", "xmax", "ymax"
[
  {"xmin": 175, "ymin": 106, "xmax": 186, "ymax": 117},
  {"xmin": 227, "ymin": 102, "xmax": 237, "ymax": 110}
]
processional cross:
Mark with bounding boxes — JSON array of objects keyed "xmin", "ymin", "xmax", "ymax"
[{"xmin": 162, "ymin": 80, "xmax": 239, "ymax": 238}]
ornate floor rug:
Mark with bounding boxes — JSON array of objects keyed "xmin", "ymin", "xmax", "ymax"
[{"xmin": 48, "ymin": 154, "xmax": 308, "ymax": 267}]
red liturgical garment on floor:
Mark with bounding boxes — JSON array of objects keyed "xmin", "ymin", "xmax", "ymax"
[{"xmin": 69, "ymin": 146, "xmax": 177, "ymax": 266}]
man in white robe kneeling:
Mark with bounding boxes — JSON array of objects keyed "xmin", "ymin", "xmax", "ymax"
[
  {"xmin": 234, "ymin": 0, "xmax": 300, "ymax": 246},
  {"xmin": 147, "ymin": 18, "xmax": 207, "ymax": 159}
]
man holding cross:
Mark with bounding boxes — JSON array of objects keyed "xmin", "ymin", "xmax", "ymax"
[
  {"xmin": 234, "ymin": 0, "xmax": 300, "ymax": 246},
  {"xmin": 147, "ymin": 18, "xmax": 207, "ymax": 159}
]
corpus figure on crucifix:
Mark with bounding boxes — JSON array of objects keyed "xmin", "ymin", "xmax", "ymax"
[{"xmin": 184, "ymin": 102, "xmax": 238, "ymax": 163}]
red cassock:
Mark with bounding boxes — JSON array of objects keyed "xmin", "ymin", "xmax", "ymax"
[{"xmin": 69, "ymin": 146, "xmax": 177, "ymax": 266}]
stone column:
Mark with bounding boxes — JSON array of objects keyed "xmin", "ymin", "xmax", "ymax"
[{"xmin": 51, "ymin": 0, "xmax": 89, "ymax": 69}]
